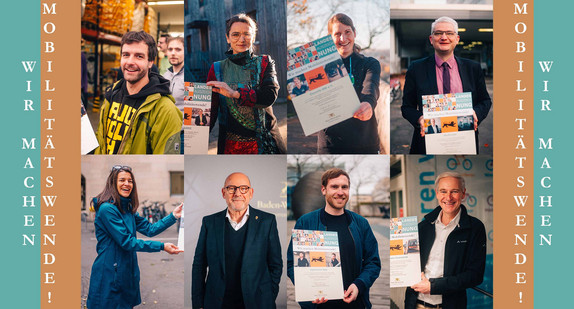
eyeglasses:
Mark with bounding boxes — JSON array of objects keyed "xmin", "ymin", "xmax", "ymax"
[
  {"xmin": 432, "ymin": 31, "xmax": 457, "ymax": 38},
  {"xmin": 229, "ymin": 32, "xmax": 253, "ymax": 41},
  {"xmin": 112, "ymin": 165, "xmax": 132, "ymax": 172},
  {"xmin": 225, "ymin": 185, "xmax": 251, "ymax": 194}
]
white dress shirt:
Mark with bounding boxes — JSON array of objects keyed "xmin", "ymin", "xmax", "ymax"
[
  {"xmin": 418, "ymin": 208, "xmax": 462, "ymax": 305},
  {"xmin": 225, "ymin": 207, "xmax": 250, "ymax": 231}
]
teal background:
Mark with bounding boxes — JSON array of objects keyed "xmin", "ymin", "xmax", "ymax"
[
  {"xmin": 0, "ymin": 1, "xmax": 40, "ymax": 307},
  {"xmin": 534, "ymin": 0, "xmax": 572, "ymax": 306}
]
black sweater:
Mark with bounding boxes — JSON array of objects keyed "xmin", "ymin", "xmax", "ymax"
[{"xmin": 318, "ymin": 51, "xmax": 381, "ymax": 154}]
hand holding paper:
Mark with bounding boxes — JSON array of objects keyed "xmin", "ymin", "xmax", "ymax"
[
  {"xmin": 353, "ymin": 102, "xmax": 373, "ymax": 121},
  {"xmin": 164, "ymin": 243, "xmax": 183, "ymax": 254},
  {"xmin": 343, "ymin": 283, "xmax": 359, "ymax": 303},
  {"xmin": 207, "ymin": 81, "xmax": 240, "ymax": 99},
  {"xmin": 418, "ymin": 116, "xmax": 426, "ymax": 137},
  {"xmin": 473, "ymin": 110, "xmax": 478, "ymax": 131},
  {"xmin": 312, "ymin": 297, "xmax": 328, "ymax": 304},
  {"xmin": 411, "ymin": 272, "xmax": 431, "ymax": 294},
  {"xmin": 172, "ymin": 203, "xmax": 183, "ymax": 219}
]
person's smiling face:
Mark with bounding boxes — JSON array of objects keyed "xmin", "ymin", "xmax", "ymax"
[
  {"xmin": 121, "ymin": 41, "xmax": 152, "ymax": 85},
  {"xmin": 226, "ymin": 22, "xmax": 254, "ymax": 54},
  {"xmin": 322, "ymin": 175, "xmax": 350, "ymax": 211},
  {"xmin": 117, "ymin": 171, "xmax": 133, "ymax": 198},
  {"xmin": 221, "ymin": 173, "xmax": 253, "ymax": 213},
  {"xmin": 330, "ymin": 22, "xmax": 356, "ymax": 58},
  {"xmin": 436, "ymin": 176, "xmax": 464, "ymax": 218},
  {"xmin": 429, "ymin": 22, "xmax": 460, "ymax": 57}
]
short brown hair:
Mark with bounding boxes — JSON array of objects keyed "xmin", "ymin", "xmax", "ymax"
[
  {"xmin": 321, "ymin": 168, "xmax": 350, "ymax": 187},
  {"xmin": 167, "ymin": 36, "xmax": 184, "ymax": 47},
  {"xmin": 121, "ymin": 31, "xmax": 157, "ymax": 61}
]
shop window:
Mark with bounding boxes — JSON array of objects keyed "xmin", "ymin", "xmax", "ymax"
[{"xmin": 170, "ymin": 171, "xmax": 184, "ymax": 195}]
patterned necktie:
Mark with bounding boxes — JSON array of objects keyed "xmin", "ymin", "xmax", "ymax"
[{"xmin": 442, "ymin": 62, "xmax": 450, "ymax": 94}]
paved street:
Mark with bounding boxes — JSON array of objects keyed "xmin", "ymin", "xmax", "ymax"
[
  {"xmin": 390, "ymin": 75, "xmax": 493, "ymax": 155},
  {"xmin": 81, "ymin": 217, "xmax": 184, "ymax": 308},
  {"xmin": 287, "ymin": 218, "xmax": 390, "ymax": 309}
]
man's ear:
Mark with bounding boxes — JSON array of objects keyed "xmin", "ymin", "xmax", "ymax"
[
  {"xmin": 148, "ymin": 61, "xmax": 153, "ymax": 69},
  {"xmin": 321, "ymin": 186, "xmax": 326, "ymax": 196}
]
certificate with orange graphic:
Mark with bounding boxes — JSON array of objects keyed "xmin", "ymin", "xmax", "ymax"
[
  {"xmin": 422, "ymin": 92, "xmax": 477, "ymax": 154},
  {"xmin": 292, "ymin": 229, "xmax": 344, "ymax": 302},
  {"xmin": 287, "ymin": 36, "xmax": 360, "ymax": 136},
  {"xmin": 390, "ymin": 216, "xmax": 421, "ymax": 288}
]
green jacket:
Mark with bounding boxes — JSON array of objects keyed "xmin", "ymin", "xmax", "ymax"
[{"xmin": 95, "ymin": 76, "xmax": 183, "ymax": 154}]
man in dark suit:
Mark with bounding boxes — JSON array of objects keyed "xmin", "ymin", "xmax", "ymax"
[
  {"xmin": 401, "ymin": 16, "xmax": 492, "ymax": 154},
  {"xmin": 426, "ymin": 118, "xmax": 441, "ymax": 134},
  {"xmin": 191, "ymin": 172, "xmax": 283, "ymax": 309},
  {"xmin": 194, "ymin": 109, "xmax": 208, "ymax": 126}
]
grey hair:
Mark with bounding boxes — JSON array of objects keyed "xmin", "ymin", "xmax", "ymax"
[
  {"xmin": 435, "ymin": 171, "xmax": 465, "ymax": 192},
  {"xmin": 431, "ymin": 16, "xmax": 459, "ymax": 34}
]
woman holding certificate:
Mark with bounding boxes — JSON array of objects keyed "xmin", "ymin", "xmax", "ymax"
[
  {"xmin": 87, "ymin": 165, "xmax": 183, "ymax": 309},
  {"xmin": 206, "ymin": 13, "xmax": 286, "ymax": 154},
  {"xmin": 318, "ymin": 13, "xmax": 382, "ymax": 154}
]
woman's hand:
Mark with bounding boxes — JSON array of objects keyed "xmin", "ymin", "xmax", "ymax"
[
  {"xmin": 207, "ymin": 81, "xmax": 240, "ymax": 99},
  {"xmin": 164, "ymin": 243, "xmax": 183, "ymax": 254},
  {"xmin": 353, "ymin": 102, "xmax": 373, "ymax": 121},
  {"xmin": 172, "ymin": 203, "xmax": 183, "ymax": 219}
]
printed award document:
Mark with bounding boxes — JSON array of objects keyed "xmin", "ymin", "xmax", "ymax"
[
  {"xmin": 184, "ymin": 82, "xmax": 211, "ymax": 154},
  {"xmin": 177, "ymin": 206, "xmax": 184, "ymax": 251},
  {"xmin": 422, "ymin": 92, "xmax": 477, "ymax": 154},
  {"xmin": 287, "ymin": 35, "xmax": 360, "ymax": 135},
  {"xmin": 390, "ymin": 216, "xmax": 421, "ymax": 288},
  {"xmin": 81, "ymin": 104, "xmax": 98, "ymax": 154},
  {"xmin": 292, "ymin": 229, "xmax": 345, "ymax": 302}
]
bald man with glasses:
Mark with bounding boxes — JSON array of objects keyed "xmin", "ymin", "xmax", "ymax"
[{"xmin": 191, "ymin": 172, "xmax": 283, "ymax": 309}]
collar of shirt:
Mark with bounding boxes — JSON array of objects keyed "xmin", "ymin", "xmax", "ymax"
[
  {"xmin": 434, "ymin": 207, "xmax": 462, "ymax": 229},
  {"xmin": 434, "ymin": 54, "xmax": 457, "ymax": 70},
  {"xmin": 434, "ymin": 54, "xmax": 463, "ymax": 94},
  {"xmin": 226, "ymin": 207, "xmax": 250, "ymax": 231}
]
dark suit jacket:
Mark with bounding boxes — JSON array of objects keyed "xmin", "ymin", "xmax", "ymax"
[
  {"xmin": 427, "ymin": 124, "xmax": 440, "ymax": 134},
  {"xmin": 195, "ymin": 114, "xmax": 208, "ymax": 126},
  {"xmin": 401, "ymin": 55, "xmax": 492, "ymax": 154},
  {"xmin": 191, "ymin": 206, "xmax": 283, "ymax": 309}
]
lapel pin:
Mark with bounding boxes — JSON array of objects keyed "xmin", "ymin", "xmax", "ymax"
[{"xmin": 256, "ymin": 216, "xmax": 259, "ymax": 220}]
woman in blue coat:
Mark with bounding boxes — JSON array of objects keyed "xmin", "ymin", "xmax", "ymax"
[{"xmin": 87, "ymin": 165, "xmax": 183, "ymax": 309}]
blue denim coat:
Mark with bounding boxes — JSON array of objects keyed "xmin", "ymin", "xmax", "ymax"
[{"xmin": 87, "ymin": 198, "xmax": 176, "ymax": 309}]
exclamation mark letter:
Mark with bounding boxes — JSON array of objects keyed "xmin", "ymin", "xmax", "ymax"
[
  {"xmin": 48, "ymin": 291, "xmax": 52, "ymax": 303},
  {"xmin": 519, "ymin": 291, "xmax": 523, "ymax": 303}
]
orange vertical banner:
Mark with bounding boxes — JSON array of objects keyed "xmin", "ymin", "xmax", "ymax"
[
  {"xmin": 41, "ymin": 1, "xmax": 80, "ymax": 307},
  {"xmin": 494, "ymin": 1, "xmax": 533, "ymax": 307}
]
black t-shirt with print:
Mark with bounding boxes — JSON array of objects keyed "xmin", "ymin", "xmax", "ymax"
[{"xmin": 104, "ymin": 82, "xmax": 145, "ymax": 154}]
